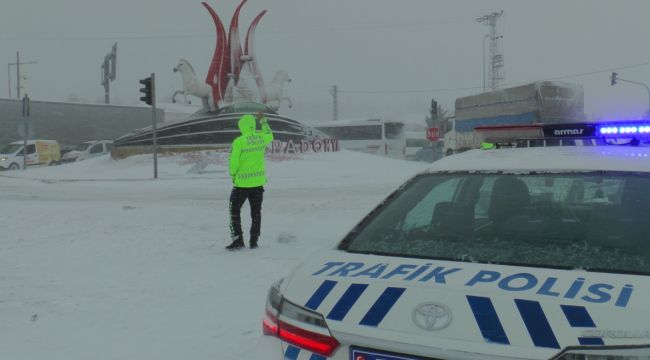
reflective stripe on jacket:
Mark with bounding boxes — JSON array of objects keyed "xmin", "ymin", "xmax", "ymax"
[{"xmin": 229, "ymin": 114, "xmax": 274, "ymax": 188}]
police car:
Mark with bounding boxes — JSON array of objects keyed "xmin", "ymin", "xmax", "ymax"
[{"xmin": 258, "ymin": 122, "xmax": 650, "ymax": 360}]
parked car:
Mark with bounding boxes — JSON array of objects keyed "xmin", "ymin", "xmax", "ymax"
[
  {"xmin": 61, "ymin": 140, "xmax": 113, "ymax": 163},
  {"xmin": 257, "ymin": 121, "xmax": 650, "ymax": 360},
  {"xmin": 0, "ymin": 140, "xmax": 61, "ymax": 170}
]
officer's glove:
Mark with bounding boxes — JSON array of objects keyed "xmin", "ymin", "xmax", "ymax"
[{"xmin": 255, "ymin": 111, "xmax": 267, "ymax": 124}]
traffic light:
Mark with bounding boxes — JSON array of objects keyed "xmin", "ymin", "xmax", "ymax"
[
  {"xmin": 611, "ymin": 72, "xmax": 618, "ymax": 86},
  {"xmin": 430, "ymin": 98, "xmax": 438, "ymax": 120},
  {"xmin": 139, "ymin": 76, "xmax": 152, "ymax": 105}
]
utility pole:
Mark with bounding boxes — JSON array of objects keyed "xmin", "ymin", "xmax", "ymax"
[
  {"xmin": 8, "ymin": 64, "xmax": 11, "ymax": 98},
  {"xmin": 482, "ymin": 34, "xmax": 489, "ymax": 93},
  {"xmin": 331, "ymin": 85, "xmax": 338, "ymax": 121},
  {"xmin": 139, "ymin": 74, "xmax": 157, "ymax": 179},
  {"xmin": 16, "ymin": 52, "xmax": 21, "ymax": 98},
  {"xmin": 9, "ymin": 52, "xmax": 37, "ymax": 98},
  {"xmin": 477, "ymin": 10, "xmax": 504, "ymax": 91},
  {"xmin": 21, "ymin": 94, "xmax": 30, "ymax": 170},
  {"xmin": 101, "ymin": 43, "xmax": 117, "ymax": 104},
  {"xmin": 151, "ymin": 74, "xmax": 158, "ymax": 179}
]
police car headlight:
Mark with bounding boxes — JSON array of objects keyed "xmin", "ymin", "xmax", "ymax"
[
  {"xmin": 262, "ymin": 279, "xmax": 340, "ymax": 357},
  {"xmin": 0, "ymin": 157, "xmax": 7, "ymax": 161},
  {"xmin": 551, "ymin": 345, "xmax": 650, "ymax": 360}
]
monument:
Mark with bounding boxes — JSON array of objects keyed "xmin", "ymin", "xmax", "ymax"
[
  {"xmin": 113, "ymin": 1, "xmax": 324, "ymax": 158},
  {"xmin": 172, "ymin": 1, "xmax": 292, "ymax": 112}
]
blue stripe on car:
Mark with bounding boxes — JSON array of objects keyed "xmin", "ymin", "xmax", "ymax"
[
  {"xmin": 305, "ymin": 280, "xmax": 337, "ymax": 311},
  {"xmin": 359, "ymin": 287, "xmax": 406, "ymax": 327},
  {"xmin": 560, "ymin": 305, "xmax": 596, "ymax": 327},
  {"xmin": 327, "ymin": 283, "xmax": 368, "ymax": 321},
  {"xmin": 466, "ymin": 295, "xmax": 510, "ymax": 345},
  {"xmin": 515, "ymin": 299, "xmax": 560, "ymax": 349},
  {"xmin": 561, "ymin": 304, "xmax": 604, "ymax": 346},
  {"xmin": 578, "ymin": 337, "xmax": 605, "ymax": 346},
  {"xmin": 284, "ymin": 345, "xmax": 300, "ymax": 360}
]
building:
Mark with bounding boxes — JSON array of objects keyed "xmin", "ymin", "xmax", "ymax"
[{"xmin": 0, "ymin": 98, "xmax": 163, "ymax": 150}]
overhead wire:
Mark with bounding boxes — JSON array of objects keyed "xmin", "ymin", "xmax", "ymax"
[
  {"xmin": 337, "ymin": 60, "xmax": 650, "ymax": 95},
  {"xmin": 0, "ymin": 17, "xmax": 470, "ymax": 41}
]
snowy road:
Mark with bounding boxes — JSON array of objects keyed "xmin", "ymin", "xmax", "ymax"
[{"xmin": 0, "ymin": 151, "xmax": 426, "ymax": 360}]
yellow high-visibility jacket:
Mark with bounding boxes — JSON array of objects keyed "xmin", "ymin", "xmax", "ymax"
[{"xmin": 229, "ymin": 114, "xmax": 274, "ymax": 187}]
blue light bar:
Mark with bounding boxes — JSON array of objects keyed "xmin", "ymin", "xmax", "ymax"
[
  {"xmin": 529, "ymin": 121, "xmax": 650, "ymax": 143},
  {"xmin": 540, "ymin": 121, "xmax": 650, "ymax": 143},
  {"xmin": 596, "ymin": 121, "xmax": 650, "ymax": 138},
  {"xmin": 597, "ymin": 123, "xmax": 650, "ymax": 137}
]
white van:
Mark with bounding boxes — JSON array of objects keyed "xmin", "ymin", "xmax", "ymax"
[
  {"xmin": 61, "ymin": 140, "xmax": 113, "ymax": 163},
  {"xmin": 0, "ymin": 140, "xmax": 61, "ymax": 170}
]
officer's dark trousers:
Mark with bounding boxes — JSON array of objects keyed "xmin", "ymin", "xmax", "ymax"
[{"xmin": 229, "ymin": 186, "xmax": 264, "ymax": 243}]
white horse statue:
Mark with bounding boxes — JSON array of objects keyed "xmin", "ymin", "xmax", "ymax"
[
  {"xmin": 172, "ymin": 59, "xmax": 216, "ymax": 111},
  {"xmin": 265, "ymin": 70, "xmax": 292, "ymax": 110}
]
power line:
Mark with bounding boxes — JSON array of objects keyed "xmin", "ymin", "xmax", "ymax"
[
  {"xmin": 0, "ymin": 18, "xmax": 471, "ymax": 42},
  {"xmin": 542, "ymin": 61, "xmax": 650, "ymax": 81},
  {"xmin": 339, "ymin": 85, "xmax": 480, "ymax": 94},
  {"xmin": 0, "ymin": 33, "xmax": 211, "ymax": 41},
  {"xmin": 338, "ymin": 60, "xmax": 650, "ymax": 95}
]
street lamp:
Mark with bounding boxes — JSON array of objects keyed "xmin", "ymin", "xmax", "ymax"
[
  {"xmin": 610, "ymin": 72, "xmax": 650, "ymax": 117},
  {"xmin": 8, "ymin": 51, "xmax": 37, "ymax": 98}
]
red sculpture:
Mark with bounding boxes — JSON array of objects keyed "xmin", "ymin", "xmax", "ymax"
[{"xmin": 202, "ymin": 1, "xmax": 267, "ymax": 107}]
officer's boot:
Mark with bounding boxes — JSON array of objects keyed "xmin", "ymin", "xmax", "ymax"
[
  {"xmin": 250, "ymin": 234, "xmax": 259, "ymax": 249},
  {"xmin": 226, "ymin": 235, "xmax": 245, "ymax": 251}
]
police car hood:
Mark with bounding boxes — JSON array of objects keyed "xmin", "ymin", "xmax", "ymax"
[{"xmin": 282, "ymin": 250, "xmax": 650, "ymax": 359}]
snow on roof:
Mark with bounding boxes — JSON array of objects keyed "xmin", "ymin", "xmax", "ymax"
[
  {"xmin": 315, "ymin": 118, "xmax": 381, "ymax": 127},
  {"xmin": 426, "ymin": 146, "xmax": 650, "ymax": 174},
  {"xmin": 10, "ymin": 140, "xmax": 58, "ymax": 145},
  {"xmin": 315, "ymin": 118, "xmax": 407, "ymax": 127}
]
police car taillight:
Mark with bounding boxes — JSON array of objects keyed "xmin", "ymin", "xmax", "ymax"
[
  {"xmin": 262, "ymin": 280, "xmax": 340, "ymax": 357},
  {"xmin": 551, "ymin": 345, "xmax": 650, "ymax": 360},
  {"xmin": 262, "ymin": 280, "xmax": 282, "ymax": 336}
]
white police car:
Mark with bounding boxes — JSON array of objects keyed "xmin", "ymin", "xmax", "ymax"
[{"xmin": 259, "ymin": 122, "xmax": 650, "ymax": 360}]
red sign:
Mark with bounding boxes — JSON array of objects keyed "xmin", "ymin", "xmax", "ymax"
[{"xmin": 426, "ymin": 127, "xmax": 440, "ymax": 141}]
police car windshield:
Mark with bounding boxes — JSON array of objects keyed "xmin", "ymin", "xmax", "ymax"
[{"xmin": 341, "ymin": 172, "xmax": 650, "ymax": 274}]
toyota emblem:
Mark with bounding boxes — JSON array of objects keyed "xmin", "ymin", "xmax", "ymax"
[{"xmin": 412, "ymin": 302, "xmax": 452, "ymax": 331}]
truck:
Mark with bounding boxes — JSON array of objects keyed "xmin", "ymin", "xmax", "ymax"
[
  {"xmin": 441, "ymin": 81, "xmax": 585, "ymax": 155},
  {"xmin": 0, "ymin": 140, "xmax": 61, "ymax": 170}
]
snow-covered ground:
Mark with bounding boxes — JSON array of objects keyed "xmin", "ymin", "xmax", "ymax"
[{"xmin": 0, "ymin": 150, "xmax": 428, "ymax": 360}]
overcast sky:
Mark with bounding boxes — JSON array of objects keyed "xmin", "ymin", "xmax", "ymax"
[{"xmin": 1, "ymin": 0, "xmax": 650, "ymax": 124}]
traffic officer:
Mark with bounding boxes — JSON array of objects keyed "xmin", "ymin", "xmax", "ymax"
[{"xmin": 226, "ymin": 112, "xmax": 274, "ymax": 250}]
